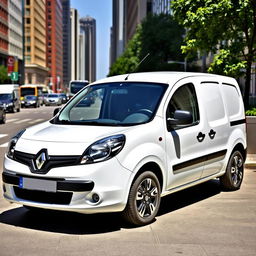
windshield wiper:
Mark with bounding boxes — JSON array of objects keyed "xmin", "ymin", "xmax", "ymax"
[{"xmin": 59, "ymin": 119, "xmax": 71, "ymax": 124}]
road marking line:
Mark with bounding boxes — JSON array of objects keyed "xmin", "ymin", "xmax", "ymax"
[
  {"xmin": 0, "ymin": 134, "xmax": 8, "ymax": 139},
  {"xmin": 0, "ymin": 142, "xmax": 8, "ymax": 148},
  {"xmin": 6, "ymin": 118, "xmax": 19, "ymax": 123},
  {"xmin": 28, "ymin": 119, "xmax": 45, "ymax": 124},
  {"xmin": 14, "ymin": 118, "xmax": 31, "ymax": 124}
]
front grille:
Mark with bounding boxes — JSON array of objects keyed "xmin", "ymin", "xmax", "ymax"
[
  {"xmin": 13, "ymin": 150, "xmax": 81, "ymax": 174},
  {"xmin": 14, "ymin": 187, "xmax": 72, "ymax": 205}
]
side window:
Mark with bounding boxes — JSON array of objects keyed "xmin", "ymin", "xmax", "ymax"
[{"xmin": 166, "ymin": 83, "xmax": 200, "ymax": 128}]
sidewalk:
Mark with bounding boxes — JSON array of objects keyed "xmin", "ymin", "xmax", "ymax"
[{"xmin": 245, "ymin": 154, "xmax": 256, "ymax": 167}]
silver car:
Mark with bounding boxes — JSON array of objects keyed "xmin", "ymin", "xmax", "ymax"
[{"xmin": 44, "ymin": 93, "xmax": 62, "ymax": 106}]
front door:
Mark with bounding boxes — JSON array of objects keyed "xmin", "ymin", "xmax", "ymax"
[{"xmin": 164, "ymin": 80, "xmax": 208, "ymax": 189}]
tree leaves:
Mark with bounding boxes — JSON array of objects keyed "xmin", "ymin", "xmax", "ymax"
[{"xmin": 108, "ymin": 14, "xmax": 185, "ymax": 76}]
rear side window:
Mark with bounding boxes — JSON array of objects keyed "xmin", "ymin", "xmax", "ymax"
[
  {"xmin": 222, "ymin": 84, "xmax": 240, "ymax": 117},
  {"xmin": 202, "ymin": 83, "xmax": 225, "ymax": 123},
  {"xmin": 166, "ymin": 83, "xmax": 200, "ymax": 126}
]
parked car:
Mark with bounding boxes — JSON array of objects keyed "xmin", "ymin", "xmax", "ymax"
[
  {"xmin": 0, "ymin": 103, "xmax": 6, "ymax": 124},
  {"xmin": 58, "ymin": 93, "xmax": 68, "ymax": 104},
  {"xmin": 2, "ymin": 72, "xmax": 247, "ymax": 226},
  {"xmin": 23, "ymin": 95, "xmax": 40, "ymax": 108},
  {"xmin": 44, "ymin": 93, "xmax": 62, "ymax": 106},
  {"xmin": 0, "ymin": 84, "xmax": 20, "ymax": 113}
]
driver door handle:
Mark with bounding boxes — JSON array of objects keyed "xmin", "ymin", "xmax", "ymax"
[{"xmin": 197, "ymin": 132, "xmax": 205, "ymax": 142}]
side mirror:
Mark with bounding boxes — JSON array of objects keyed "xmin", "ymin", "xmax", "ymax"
[
  {"xmin": 53, "ymin": 107, "xmax": 60, "ymax": 117},
  {"xmin": 167, "ymin": 110, "xmax": 193, "ymax": 127}
]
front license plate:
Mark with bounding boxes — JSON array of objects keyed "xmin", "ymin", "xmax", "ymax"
[{"xmin": 19, "ymin": 177, "xmax": 57, "ymax": 192}]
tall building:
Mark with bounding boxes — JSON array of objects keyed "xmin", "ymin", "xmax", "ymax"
[
  {"xmin": 151, "ymin": 0, "xmax": 170, "ymax": 14},
  {"xmin": 70, "ymin": 8, "xmax": 79, "ymax": 81},
  {"xmin": 24, "ymin": 0, "xmax": 48, "ymax": 85},
  {"xmin": 79, "ymin": 32, "xmax": 85, "ymax": 80},
  {"xmin": 46, "ymin": 0, "xmax": 63, "ymax": 92},
  {"xmin": 8, "ymin": 0, "xmax": 24, "ymax": 83},
  {"xmin": 110, "ymin": 0, "xmax": 125, "ymax": 66},
  {"xmin": 111, "ymin": 0, "xmax": 151, "ymax": 65},
  {"xmin": 61, "ymin": 0, "xmax": 71, "ymax": 89},
  {"xmin": 80, "ymin": 16, "xmax": 96, "ymax": 82},
  {"xmin": 125, "ymin": 0, "xmax": 148, "ymax": 43},
  {"xmin": 0, "ymin": 0, "xmax": 8, "ymax": 66}
]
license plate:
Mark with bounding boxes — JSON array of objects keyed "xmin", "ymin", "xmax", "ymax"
[{"xmin": 19, "ymin": 177, "xmax": 57, "ymax": 192}]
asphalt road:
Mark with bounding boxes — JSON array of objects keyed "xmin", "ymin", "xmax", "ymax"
[{"xmin": 0, "ymin": 106, "xmax": 256, "ymax": 256}]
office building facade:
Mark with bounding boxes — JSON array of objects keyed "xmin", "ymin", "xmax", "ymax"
[
  {"xmin": 0, "ymin": 0, "xmax": 9, "ymax": 66},
  {"xmin": 24, "ymin": 0, "xmax": 48, "ymax": 85},
  {"xmin": 151, "ymin": 0, "xmax": 170, "ymax": 14},
  {"xmin": 8, "ymin": 0, "xmax": 24, "ymax": 83},
  {"xmin": 61, "ymin": 0, "xmax": 71, "ymax": 89},
  {"xmin": 110, "ymin": 0, "xmax": 125, "ymax": 66},
  {"xmin": 46, "ymin": 0, "xmax": 63, "ymax": 92},
  {"xmin": 70, "ymin": 8, "xmax": 79, "ymax": 81},
  {"xmin": 80, "ymin": 16, "xmax": 96, "ymax": 82}
]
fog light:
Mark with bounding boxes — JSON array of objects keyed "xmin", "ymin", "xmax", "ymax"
[{"xmin": 92, "ymin": 193, "xmax": 100, "ymax": 203}]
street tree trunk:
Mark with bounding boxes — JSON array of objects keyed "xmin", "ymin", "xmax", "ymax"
[{"xmin": 244, "ymin": 60, "xmax": 252, "ymax": 110}]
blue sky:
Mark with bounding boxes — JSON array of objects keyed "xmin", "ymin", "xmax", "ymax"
[{"xmin": 71, "ymin": 0, "xmax": 112, "ymax": 80}]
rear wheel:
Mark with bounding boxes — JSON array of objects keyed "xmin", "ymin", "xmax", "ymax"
[
  {"xmin": 220, "ymin": 150, "xmax": 244, "ymax": 191},
  {"xmin": 122, "ymin": 171, "xmax": 161, "ymax": 226}
]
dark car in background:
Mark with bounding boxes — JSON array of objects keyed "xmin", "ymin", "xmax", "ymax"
[
  {"xmin": 58, "ymin": 93, "xmax": 68, "ymax": 104},
  {"xmin": 44, "ymin": 93, "xmax": 62, "ymax": 106},
  {"xmin": 0, "ymin": 104, "xmax": 6, "ymax": 124},
  {"xmin": 23, "ymin": 95, "xmax": 40, "ymax": 108}
]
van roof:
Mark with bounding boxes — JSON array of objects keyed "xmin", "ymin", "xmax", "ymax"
[{"xmin": 92, "ymin": 72, "xmax": 237, "ymax": 86}]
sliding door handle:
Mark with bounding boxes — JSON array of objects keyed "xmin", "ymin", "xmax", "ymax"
[
  {"xmin": 208, "ymin": 129, "xmax": 216, "ymax": 139},
  {"xmin": 197, "ymin": 132, "xmax": 205, "ymax": 142}
]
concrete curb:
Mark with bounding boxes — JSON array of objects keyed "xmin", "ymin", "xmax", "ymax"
[{"xmin": 245, "ymin": 154, "xmax": 256, "ymax": 168}]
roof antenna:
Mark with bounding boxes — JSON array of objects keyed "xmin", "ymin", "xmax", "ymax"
[{"xmin": 124, "ymin": 53, "xmax": 150, "ymax": 81}]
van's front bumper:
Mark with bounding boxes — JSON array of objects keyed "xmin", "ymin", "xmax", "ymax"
[{"xmin": 3, "ymin": 155, "xmax": 133, "ymax": 214}]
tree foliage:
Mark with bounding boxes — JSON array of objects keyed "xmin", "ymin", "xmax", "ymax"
[
  {"xmin": 0, "ymin": 65, "xmax": 8, "ymax": 84},
  {"xmin": 208, "ymin": 49, "xmax": 247, "ymax": 77},
  {"xmin": 109, "ymin": 14, "xmax": 185, "ymax": 76},
  {"xmin": 171, "ymin": 0, "xmax": 256, "ymax": 109}
]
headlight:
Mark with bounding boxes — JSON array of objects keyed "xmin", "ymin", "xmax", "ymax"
[
  {"xmin": 80, "ymin": 134, "xmax": 125, "ymax": 164},
  {"xmin": 7, "ymin": 129, "xmax": 26, "ymax": 159}
]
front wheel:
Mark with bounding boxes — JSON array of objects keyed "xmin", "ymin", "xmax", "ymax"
[
  {"xmin": 122, "ymin": 171, "xmax": 161, "ymax": 226},
  {"xmin": 220, "ymin": 150, "xmax": 244, "ymax": 191}
]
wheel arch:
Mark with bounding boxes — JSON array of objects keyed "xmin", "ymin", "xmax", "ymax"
[
  {"xmin": 132, "ymin": 161, "xmax": 164, "ymax": 192},
  {"xmin": 232, "ymin": 142, "xmax": 247, "ymax": 161}
]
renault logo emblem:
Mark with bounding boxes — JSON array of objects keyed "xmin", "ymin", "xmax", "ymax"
[{"xmin": 33, "ymin": 149, "xmax": 48, "ymax": 170}]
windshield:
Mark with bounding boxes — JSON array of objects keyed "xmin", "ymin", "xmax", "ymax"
[
  {"xmin": 0, "ymin": 94, "xmax": 12, "ymax": 100},
  {"xmin": 47, "ymin": 94, "xmax": 59, "ymax": 98},
  {"xmin": 21, "ymin": 88, "xmax": 35, "ymax": 96},
  {"xmin": 70, "ymin": 82, "xmax": 89, "ymax": 95},
  {"xmin": 25, "ymin": 95, "xmax": 36, "ymax": 100},
  {"xmin": 55, "ymin": 82, "xmax": 167, "ymax": 126}
]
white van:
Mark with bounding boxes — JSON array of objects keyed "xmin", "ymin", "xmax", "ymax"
[
  {"xmin": 2, "ymin": 72, "xmax": 246, "ymax": 225},
  {"xmin": 0, "ymin": 84, "xmax": 20, "ymax": 113}
]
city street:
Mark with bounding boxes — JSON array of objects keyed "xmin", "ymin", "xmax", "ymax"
[{"xmin": 0, "ymin": 107, "xmax": 256, "ymax": 256}]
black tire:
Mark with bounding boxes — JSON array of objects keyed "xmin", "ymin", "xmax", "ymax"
[
  {"xmin": 220, "ymin": 150, "xmax": 244, "ymax": 191},
  {"xmin": 122, "ymin": 171, "xmax": 161, "ymax": 226},
  {"xmin": 0, "ymin": 112, "xmax": 6, "ymax": 124}
]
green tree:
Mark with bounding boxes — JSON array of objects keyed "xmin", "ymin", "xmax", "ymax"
[
  {"xmin": 171, "ymin": 0, "xmax": 256, "ymax": 109},
  {"xmin": 109, "ymin": 14, "xmax": 185, "ymax": 76},
  {"xmin": 108, "ymin": 26, "xmax": 141, "ymax": 76},
  {"xmin": 0, "ymin": 65, "xmax": 8, "ymax": 84}
]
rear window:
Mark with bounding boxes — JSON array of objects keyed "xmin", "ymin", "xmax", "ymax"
[{"xmin": 222, "ymin": 84, "xmax": 240, "ymax": 117}]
